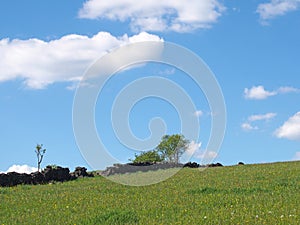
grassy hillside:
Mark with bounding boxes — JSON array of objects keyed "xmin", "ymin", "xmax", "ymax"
[{"xmin": 0, "ymin": 161, "xmax": 299, "ymax": 224}]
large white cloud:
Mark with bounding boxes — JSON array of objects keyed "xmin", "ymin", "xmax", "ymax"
[
  {"xmin": 244, "ymin": 85, "xmax": 299, "ymax": 100},
  {"xmin": 257, "ymin": 0, "xmax": 300, "ymax": 21},
  {"xmin": 78, "ymin": 0, "xmax": 225, "ymax": 32},
  {"xmin": 1, "ymin": 165, "xmax": 38, "ymax": 174},
  {"xmin": 0, "ymin": 32, "xmax": 163, "ymax": 89},
  {"xmin": 274, "ymin": 112, "xmax": 300, "ymax": 141}
]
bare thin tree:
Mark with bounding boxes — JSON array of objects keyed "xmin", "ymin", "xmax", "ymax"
[{"xmin": 35, "ymin": 144, "xmax": 46, "ymax": 172}]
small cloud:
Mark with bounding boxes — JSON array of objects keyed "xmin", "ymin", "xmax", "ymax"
[
  {"xmin": 274, "ymin": 112, "xmax": 300, "ymax": 141},
  {"xmin": 244, "ymin": 85, "xmax": 276, "ymax": 100},
  {"xmin": 185, "ymin": 141, "xmax": 202, "ymax": 156},
  {"xmin": 194, "ymin": 110, "xmax": 204, "ymax": 118},
  {"xmin": 182, "ymin": 142, "xmax": 218, "ymax": 164},
  {"xmin": 256, "ymin": 0, "xmax": 300, "ymax": 22},
  {"xmin": 184, "ymin": 142, "xmax": 218, "ymax": 160},
  {"xmin": 241, "ymin": 122, "xmax": 258, "ymax": 131},
  {"xmin": 248, "ymin": 113, "xmax": 277, "ymax": 122},
  {"xmin": 3, "ymin": 165, "xmax": 38, "ymax": 174},
  {"xmin": 181, "ymin": 141, "xmax": 202, "ymax": 162},
  {"xmin": 244, "ymin": 85, "xmax": 300, "ymax": 100},
  {"xmin": 242, "ymin": 113, "xmax": 276, "ymax": 131},
  {"xmin": 293, "ymin": 152, "xmax": 300, "ymax": 161}
]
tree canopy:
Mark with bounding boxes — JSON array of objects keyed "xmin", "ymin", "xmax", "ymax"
[
  {"xmin": 130, "ymin": 150, "xmax": 163, "ymax": 164},
  {"xmin": 130, "ymin": 134, "xmax": 189, "ymax": 164},
  {"xmin": 156, "ymin": 134, "xmax": 189, "ymax": 164}
]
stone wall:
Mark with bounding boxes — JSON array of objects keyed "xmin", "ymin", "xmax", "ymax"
[
  {"xmin": 0, "ymin": 166, "xmax": 93, "ymax": 187},
  {"xmin": 99, "ymin": 161, "xmax": 224, "ymax": 176},
  {"xmin": 99, "ymin": 162, "xmax": 184, "ymax": 176},
  {"xmin": 0, "ymin": 162, "xmax": 225, "ymax": 186}
]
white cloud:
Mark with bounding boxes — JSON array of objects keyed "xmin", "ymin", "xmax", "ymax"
[
  {"xmin": 244, "ymin": 85, "xmax": 300, "ymax": 100},
  {"xmin": 78, "ymin": 0, "xmax": 225, "ymax": 32},
  {"xmin": 242, "ymin": 113, "xmax": 276, "ymax": 131},
  {"xmin": 293, "ymin": 151, "xmax": 300, "ymax": 160},
  {"xmin": 185, "ymin": 141, "xmax": 202, "ymax": 156},
  {"xmin": 241, "ymin": 122, "xmax": 258, "ymax": 131},
  {"xmin": 0, "ymin": 32, "xmax": 163, "ymax": 89},
  {"xmin": 181, "ymin": 141, "xmax": 202, "ymax": 162},
  {"xmin": 183, "ymin": 141, "xmax": 216, "ymax": 159},
  {"xmin": 244, "ymin": 85, "xmax": 276, "ymax": 100},
  {"xmin": 277, "ymin": 86, "xmax": 300, "ymax": 93},
  {"xmin": 194, "ymin": 110, "xmax": 204, "ymax": 118},
  {"xmin": 274, "ymin": 112, "xmax": 300, "ymax": 141},
  {"xmin": 3, "ymin": 165, "xmax": 38, "ymax": 174},
  {"xmin": 248, "ymin": 113, "xmax": 277, "ymax": 122},
  {"xmin": 257, "ymin": 0, "xmax": 300, "ymax": 21}
]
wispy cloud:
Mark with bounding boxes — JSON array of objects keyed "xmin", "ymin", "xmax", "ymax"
[
  {"xmin": 78, "ymin": 0, "xmax": 226, "ymax": 32},
  {"xmin": 244, "ymin": 85, "xmax": 300, "ymax": 100},
  {"xmin": 248, "ymin": 113, "xmax": 277, "ymax": 122},
  {"xmin": 257, "ymin": 0, "xmax": 300, "ymax": 23},
  {"xmin": 277, "ymin": 86, "xmax": 300, "ymax": 93},
  {"xmin": 0, "ymin": 32, "xmax": 163, "ymax": 89},
  {"xmin": 242, "ymin": 113, "xmax": 276, "ymax": 131},
  {"xmin": 241, "ymin": 122, "xmax": 259, "ymax": 131},
  {"xmin": 274, "ymin": 112, "xmax": 300, "ymax": 141}
]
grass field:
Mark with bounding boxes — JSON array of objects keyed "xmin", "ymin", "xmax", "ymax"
[{"xmin": 0, "ymin": 161, "xmax": 299, "ymax": 224}]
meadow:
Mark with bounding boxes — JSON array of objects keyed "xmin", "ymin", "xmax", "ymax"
[{"xmin": 0, "ymin": 161, "xmax": 299, "ymax": 224}]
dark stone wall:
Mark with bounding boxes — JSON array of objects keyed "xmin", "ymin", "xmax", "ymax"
[
  {"xmin": 99, "ymin": 162, "xmax": 223, "ymax": 176},
  {"xmin": 99, "ymin": 162, "xmax": 183, "ymax": 176},
  {"xmin": 0, "ymin": 166, "xmax": 93, "ymax": 187},
  {"xmin": 99, "ymin": 161, "xmax": 224, "ymax": 176},
  {"xmin": 0, "ymin": 162, "xmax": 225, "ymax": 186}
]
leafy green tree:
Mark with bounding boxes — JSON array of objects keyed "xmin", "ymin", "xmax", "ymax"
[
  {"xmin": 35, "ymin": 144, "xmax": 46, "ymax": 172},
  {"xmin": 130, "ymin": 150, "xmax": 163, "ymax": 163},
  {"xmin": 156, "ymin": 134, "xmax": 189, "ymax": 164}
]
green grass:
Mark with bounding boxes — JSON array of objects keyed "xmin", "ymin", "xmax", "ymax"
[{"xmin": 0, "ymin": 161, "xmax": 299, "ymax": 224}]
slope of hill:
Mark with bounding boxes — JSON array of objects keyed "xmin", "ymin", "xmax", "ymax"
[{"xmin": 0, "ymin": 161, "xmax": 299, "ymax": 224}]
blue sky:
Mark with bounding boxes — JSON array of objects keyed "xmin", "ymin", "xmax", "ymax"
[{"xmin": 1, "ymin": 0, "xmax": 300, "ymax": 173}]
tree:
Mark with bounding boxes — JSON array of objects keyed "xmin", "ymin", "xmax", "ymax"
[
  {"xmin": 129, "ymin": 134, "xmax": 190, "ymax": 164},
  {"xmin": 156, "ymin": 134, "xmax": 189, "ymax": 164},
  {"xmin": 35, "ymin": 144, "xmax": 46, "ymax": 172},
  {"xmin": 130, "ymin": 150, "xmax": 163, "ymax": 163}
]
